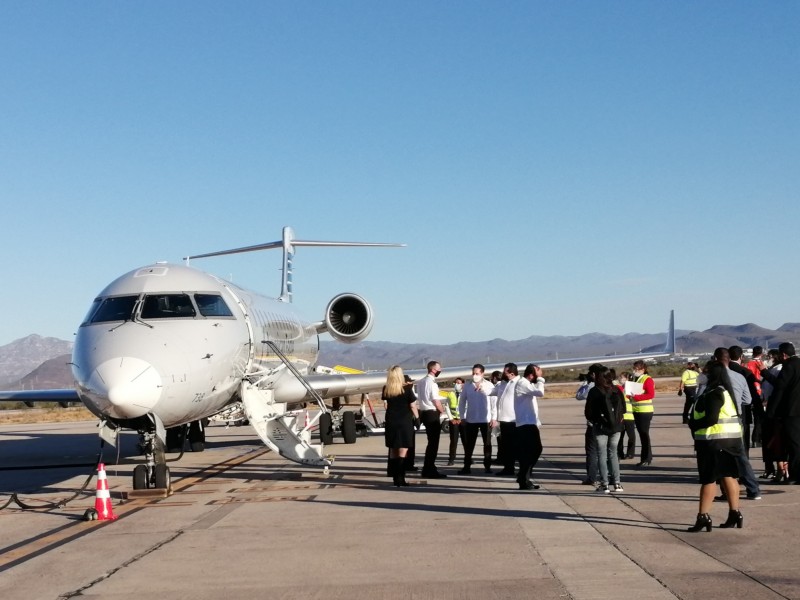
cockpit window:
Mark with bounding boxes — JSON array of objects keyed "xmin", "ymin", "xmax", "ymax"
[
  {"xmin": 194, "ymin": 294, "xmax": 234, "ymax": 317},
  {"xmin": 90, "ymin": 295, "xmax": 139, "ymax": 323},
  {"xmin": 141, "ymin": 294, "xmax": 196, "ymax": 319}
]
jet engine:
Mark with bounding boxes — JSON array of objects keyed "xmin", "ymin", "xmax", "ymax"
[{"xmin": 323, "ymin": 293, "xmax": 373, "ymax": 343}]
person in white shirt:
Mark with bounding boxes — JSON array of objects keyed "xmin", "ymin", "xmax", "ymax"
[
  {"xmin": 514, "ymin": 363, "xmax": 545, "ymax": 490},
  {"xmin": 492, "ymin": 363, "xmax": 520, "ymax": 476},
  {"xmin": 414, "ymin": 360, "xmax": 447, "ymax": 478},
  {"xmin": 456, "ymin": 364, "xmax": 497, "ymax": 475}
]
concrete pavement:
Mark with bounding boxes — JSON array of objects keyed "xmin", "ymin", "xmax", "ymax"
[{"xmin": 0, "ymin": 393, "xmax": 797, "ymax": 599}]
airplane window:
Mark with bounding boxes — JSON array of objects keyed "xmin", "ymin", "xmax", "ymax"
[
  {"xmin": 195, "ymin": 294, "xmax": 234, "ymax": 317},
  {"xmin": 90, "ymin": 296, "xmax": 139, "ymax": 323},
  {"xmin": 141, "ymin": 294, "xmax": 196, "ymax": 319}
]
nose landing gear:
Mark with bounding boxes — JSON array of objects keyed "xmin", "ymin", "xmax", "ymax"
[{"xmin": 132, "ymin": 429, "xmax": 171, "ymax": 494}]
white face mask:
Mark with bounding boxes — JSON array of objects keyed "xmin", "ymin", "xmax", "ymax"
[
  {"xmin": 454, "ymin": 383, "xmax": 463, "ymax": 393},
  {"xmin": 472, "ymin": 374, "xmax": 483, "ymax": 384}
]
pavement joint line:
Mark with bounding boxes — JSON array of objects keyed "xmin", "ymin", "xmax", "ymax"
[
  {"xmin": 533, "ymin": 455, "xmax": 794, "ymax": 600},
  {"xmin": 0, "ymin": 446, "xmax": 272, "ymax": 572}
]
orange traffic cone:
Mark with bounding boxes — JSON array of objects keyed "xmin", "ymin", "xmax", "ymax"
[{"xmin": 93, "ymin": 463, "xmax": 117, "ymax": 521}]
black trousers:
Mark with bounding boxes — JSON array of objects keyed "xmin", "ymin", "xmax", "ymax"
[
  {"xmin": 462, "ymin": 422, "xmax": 492, "ymax": 470},
  {"xmin": 751, "ymin": 398, "xmax": 765, "ymax": 445},
  {"xmin": 783, "ymin": 416, "xmax": 800, "ymax": 482},
  {"xmin": 633, "ymin": 412, "xmax": 653, "ymax": 462},
  {"xmin": 585, "ymin": 424, "xmax": 599, "ymax": 481},
  {"xmin": 498, "ymin": 421, "xmax": 516, "ymax": 472},
  {"xmin": 515, "ymin": 424, "xmax": 543, "ymax": 486},
  {"xmin": 420, "ymin": 410, "xmax": 442, "ymax": 473},
  {"xmin": 617, "ymin": 420, "xmax": 636, "ymax": 458},
  {"xmin": 742, "ymin": 403, "xmax": 753, "ymax": 454},
  {"xmin": 448, "ymin": 420, "xmax": 465, "ymax": 462},
  {"xmin": 682, "ymin": 387, "xmax": 697, "ymax": 421}
]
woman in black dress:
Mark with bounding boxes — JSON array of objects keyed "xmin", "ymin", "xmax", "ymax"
[
  {"xmin": 382, "ymin": 366, "xmax": 419, "ymax": 487},
  {"xmin": 687, "ymin": 361, "xmax": 743, "ymax": 532}
]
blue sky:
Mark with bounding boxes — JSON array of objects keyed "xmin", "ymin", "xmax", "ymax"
[{"xmin": 1, "ymin": 2, "xmax": 798, "ymax": 347}]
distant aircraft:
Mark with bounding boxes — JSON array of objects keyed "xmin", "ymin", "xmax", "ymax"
[{"xmin": 0, "ymin": 227, "xmax": 674, "ymax": 492}]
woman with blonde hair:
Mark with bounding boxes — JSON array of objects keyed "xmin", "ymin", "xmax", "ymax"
[{"xmin": 382, "ymin": 365, "xmax": 419, "ymax": 487}]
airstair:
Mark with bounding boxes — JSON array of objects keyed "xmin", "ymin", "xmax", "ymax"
[{"xmin": 240, "ymin": 341, "xmax": 332, "ymax": 469}]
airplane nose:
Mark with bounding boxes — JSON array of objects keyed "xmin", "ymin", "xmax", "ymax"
[{"xmin": 87, "ymin": 357, "xmax": 163, "ymax": 419}]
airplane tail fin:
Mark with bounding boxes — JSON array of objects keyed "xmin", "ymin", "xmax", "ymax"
[
  {"xmin": 665, "ymin": 309, "xmax": 675, "ymax": 354},
  {"xmin": 185, "ymin": 226, "xmax": 404, "ymax": 302}
]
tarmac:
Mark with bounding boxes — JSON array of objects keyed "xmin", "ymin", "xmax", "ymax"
[{"xmin": 1, "ymin": 392, "xmax": 798, "ymax": 600}]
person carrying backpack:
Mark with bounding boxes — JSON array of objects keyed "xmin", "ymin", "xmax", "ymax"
[{"xmin": 585, "ymin": 365, "xmax": 627, "ymax": 493}]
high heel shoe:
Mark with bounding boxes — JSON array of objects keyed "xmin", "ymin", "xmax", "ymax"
[
  {"xmin": 687, "ymin": 513, "xmax": 712, "ymax": 532},
  {"xmin": 719, "ymin": 509, "xmax": 743, "ymax": 529}
]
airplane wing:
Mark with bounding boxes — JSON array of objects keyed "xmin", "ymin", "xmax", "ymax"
[
  {"xmin": 302, "ymin": 310, "xmax": 676, "ymax": 399},
  {"xmin": 0, "ymin": 389, "xmax": 81, "ymax": 407},
  {"xmin": 301, "ymin": 350, "xmax": 671, "ymax": 399}
]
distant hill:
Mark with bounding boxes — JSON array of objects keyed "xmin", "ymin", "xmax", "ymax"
[
  {"xmin": 3, "ymin": 321, "xmax": 800, "ymax": 388},
  {"xmin": 0, "ymin": 335, "xmax": 73, "ymax": 388}
]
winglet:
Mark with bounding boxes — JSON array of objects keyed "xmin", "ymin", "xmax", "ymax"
[{"xmin": 665, "ymin": 310, "xmax": 676, "ymax": 353}]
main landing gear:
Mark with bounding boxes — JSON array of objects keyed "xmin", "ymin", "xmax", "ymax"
[{"xmin": 133, "ymin": 429, "xmax": 171, "ymax": 492}]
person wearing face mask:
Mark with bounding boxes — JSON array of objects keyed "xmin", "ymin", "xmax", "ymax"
[
  {"xmin": 445, "ymin": 377, "xmax": 466, "ymax": 466},
  {"xmin": 414, "ymin": 360, "xmax": 448, "ymax": 478},
  {"xmin": 491, "ymin": 363, "xmax": 519, "ymax": 476},
  {"xmin": 456, "ymin": 364, "xmax": 496, "ymax": 475},
  {"xmin": 627, "ymin": 360, "xmax": 655, "ymax": 467},
  {"xmin": 514, "ymin": 364, "xmax": 546, "ymax": 490}
]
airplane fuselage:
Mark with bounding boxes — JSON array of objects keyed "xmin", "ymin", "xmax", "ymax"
[{"xmin": 72, "ymin": 263, "xmax": 319, "ymax": 427}]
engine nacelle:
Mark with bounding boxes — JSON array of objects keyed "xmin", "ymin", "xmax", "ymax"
[{"xmin": 323, "ymin": 293, "xmax": 374, "ymax": 343}]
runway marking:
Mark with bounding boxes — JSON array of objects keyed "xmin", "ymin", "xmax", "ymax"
[{"xmin": 207, "ymin": 495, "xmax": 317, "ymax": 504}]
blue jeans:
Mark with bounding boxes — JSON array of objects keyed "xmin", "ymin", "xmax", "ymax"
[{"xmin": 594, "ymin": 425, "xmax": 621, "ymax": 485}]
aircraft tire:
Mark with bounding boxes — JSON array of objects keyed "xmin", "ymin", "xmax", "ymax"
[
  {"xmin": 341, "ymin": 411, "xmax": 357, "ymax": 444},
  {"xmin": 188, "ymin": 420, "xmax": 206, "ymax": 452},
  {"xmin": 319, "ymin": 412, "xmax": 334, "ymax": 445},
  {"xmin": 154, "ymin": 464, "xmax": 170, "ymax": 490},
  {"xmin": 166, "ymin": 427, "xmax": 185, "ymax": 453},
  {"xmin": 133, "ymin": 465, "xmax": 148, "ymax": 490}
]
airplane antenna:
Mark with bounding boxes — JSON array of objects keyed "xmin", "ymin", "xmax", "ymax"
[{"xmin": 184, "ymin": 226, "xmax": 405, "ymax": 302}]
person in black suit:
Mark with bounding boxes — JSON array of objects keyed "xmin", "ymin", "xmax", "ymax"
[
  {"xmin": 728, "ymin": 346, "xmax": 761, "ymax": 453},
  {"xmin": 766, "ymin": 342, "xmax": 800, "ymax": 484}
]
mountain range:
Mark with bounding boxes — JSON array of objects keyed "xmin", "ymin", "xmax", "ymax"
[{"xmin": 2, "ymin": 323, "xmax": 799, "ymax": 389}]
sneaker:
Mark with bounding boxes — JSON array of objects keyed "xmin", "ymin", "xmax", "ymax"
[
  {"xmin": 447, "ymin": 460, "xmax": 455, "ymax": 466},
  {"xmin": 596, "ymin": 484, "xmax": 610, "ymax": 494},
  {"xmin": 612, "ymin": 483, "xmax": 624, "ymax": 493},
  {"xmin": 582, "ymin": 478, "xmax": 598, "ymax": 486},
  {"xmin": 746, "ymin": 491, "xmax": 762, "ymax": 500}
]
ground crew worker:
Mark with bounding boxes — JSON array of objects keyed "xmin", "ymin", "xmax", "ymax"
[
  {"xmin": 679, "ymin": 362, "xmax": 700, "ymax": 424},
  {"xmin": 616, "ymin": 372, "xmax": 636, "ymax": 460},
  {"xmin": 628, "ymin": 360, "xmax": 655, "ymax": 466}
]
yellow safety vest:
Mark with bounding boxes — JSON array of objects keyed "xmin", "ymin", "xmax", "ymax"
[
  {"xmin": 623, "ymin": 392, "xmax": 634, "ymax": 420},
  {"xmin": 681, "ymin": 369, "xmax": 699, "ymax": 388},
  {"xmin": 631, "ymin": 374, "xmax": 654, "ymax": 413},
  {"xmin": 693, "ymin": 388, "xmax": 742, "ymax": 441},
  {"xmin": 446, "ymin": 391, "xmax": 460, "ymax": 419}
]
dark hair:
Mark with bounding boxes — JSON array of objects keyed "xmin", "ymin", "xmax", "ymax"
[
  {"xmin": 779, "ymin": 342, "xmax": 796, "ymax": 357},
  {"xmin": 523, "ymin": 363, "xmax": 539, "ymax": 378},
  {"xmin": 454, "ymin": 377, "xmax": 465, "ymax": 384},
  {"xmin": 705, "ymin": 361, "xmax": 735, "ymax": 400},
  {"xmin": 752, "ymin": 346, "xmax": 763, "ymax": 357},
  {"xmin": 504, "ymin": 362, "xmax": 518, "ymax": 376},
  {"xmin": 768, "ymin": 349, "xmax": 780, "ymax": 359},
  {"xmin": 632, "ymin": 360, "xmax": 648, "ymax": 373},
  {"xmin": 728, "ymin": 345, "xmax": 743, "ymax": 361},
  {"xmin": 427, "ymin": 360, "xmax": 440, "ymax": 372},
  {"xmin": 473, "ymin": 363, "xmax": 485, "ymax": 373},
  {"xmin": 713, "ymin": 347, "xmax": 729, "ymax": 361}
]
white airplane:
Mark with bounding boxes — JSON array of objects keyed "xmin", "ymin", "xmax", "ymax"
[{"xmin": 0, "ymin": 226, "xmax": 675, "ymax": 493}]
